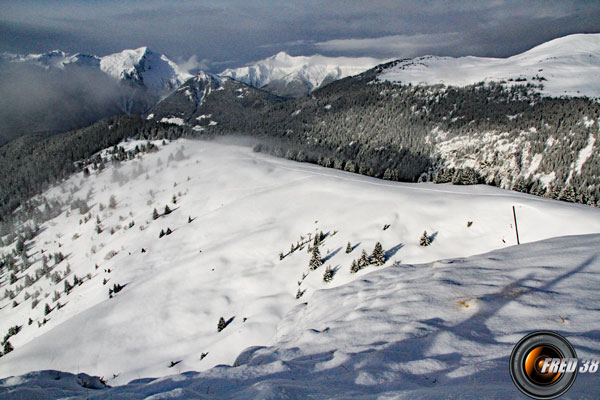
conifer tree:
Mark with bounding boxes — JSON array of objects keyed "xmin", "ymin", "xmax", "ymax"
[
  {"xmin": 345, "ymin": 242, "xmax": 353, "ymax": 254},
  {"xmin": 44, "ymin": 303, "xmax": 51, "ymax": 316},
  {"xmin": 309, "ymin": 246, "xmax": 323, "ymax": 270},
  {"xmin": 313, "ymin": 234, "xmax": 320, "ymax": 247},
  {"xmin": 15, "ymin": 236, "xmax": 25, "ymax": 254},
  {"xmin": 323, "ymin": 265, "xmax": 334, "ymax": 282},
  {"xmin": 371, "ymin": 242, "xmax": 386, "ymax": 266},
  {"xmin": 420, "ymin": 231, "xmax": 431, "ymax": 247},
  {"xmin": 152, "ymin": 208, "xmax": 159, "ymax": 220},
  {"xmin": 217, "ymin": 317, "xmax": 227, "ymax": 332},
  {"xmin": 359, "ymin": 250, "xmax": 369, "ymax": 268},
  {"xmin": 164, "ymin": 205, "xmax": 172, "ymax": 215},
  {"xmin": 159, "ymin": 229, "xmax": 165, "ymax": 238},
  {"xmin": 350, "ymin": 259, "xmax": 360, "ymax": 273},
  {"xmin": 166, "ymin": 227, "xmax": 173, "ymax": 235},
  {"xmin": 109, "ymin": 195, "xmax": 117, "ymax": 209},
  {"xmin": 3, "ymin": 341, "xmax": 13, "ymax": 355},
  {"xmin": 64, "ymin": 280, "xmax": 72, "ymax": 294}
]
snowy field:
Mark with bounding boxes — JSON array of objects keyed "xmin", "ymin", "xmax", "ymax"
[{"xmin": 0, "ymin": 139, "xmax": 599, "ymax": 398}]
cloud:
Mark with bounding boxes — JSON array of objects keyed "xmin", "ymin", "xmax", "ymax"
[
  {"xmin": 176, "ymin": 55, "xmax": 211, "ymax": 75},
  {"xmin": 258, "ymin": 39, "xmax": 315, "ymax": 50},
  {"xmin": 0, "ymin": 1, "xmax": 599, "ymax": 72},
  {"xmin": 315, "ymin": 33, "xmax": 465, "ymax": 58}
]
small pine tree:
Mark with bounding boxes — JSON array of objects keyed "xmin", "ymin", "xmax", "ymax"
[
  {"xmin": 350, "ymin": 259, "xmax": 360, "ymax": 273},
  {"xmin": 15, "ymin": 236, "xmax": 25, "ymax": 254},
  {"xmin": 217, "ymin": 317, "xmax": 227, "ymax": 332},
  {"xmin": 9, "ymin": 273, "xmax": 17, "ymax": 284},
  {"xmin": 188, "ymin": 216, "xmax": 192, "ymax": 223},
  {"xmin": 358, "ymin": 250, "xmax": 369, "ymax": 268},
  {"xmin": 420, "ymin": 231, "xmax": 431, "ymax": 247},
  {"xmin": 44, "ymin": 303, "xmax": 51, "ymax": 316},
  {"xmin": 164, "ymin": 205, "xmax": 172, "ymax": 215},
  {"xmin": 296, "ymin": 288, "xmax": 304, "ymax": 299},
  {"xmin": 28, "ymin": 317, "xmax": 33, "ymax": 326},
  {"xmin": 345, "ymin": 242, "xmax": 353, "ymax": 254},
  {"xmin": 3, "ymin": 341, "xmax": 13, "ymax": 355},
  {"xmin": 371, "ymin": 242, "xmax": 385, "ymax": 266},
  {"xmin": 279, "ymin": 252, "xmax": 284, "ymax": 260},
  {"xmin": 159, "ymin": 229, "xmax": 165, "ymax": 238},
  {"xmin": 323, "ymin": 265, "xmax": 334, "ymax": 283},
  {"xmin": 309, "ymin": 246, "xmax": 323, "ymax": 270},
  {"xmin": 166, "ymin": 227, "xmax": 172, "ymax": 235},
  {"xmin": 64, "ymin": 280, "xmax": 72, "ymax": 294},
  {"xmin": 152, "ymin": 208, "xmax": 159, "ymax": 220}
]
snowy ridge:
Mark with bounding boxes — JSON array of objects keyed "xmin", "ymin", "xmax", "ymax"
[
  {"xmin": 221, "ymin": 52, "xmax": 386, "ymax": 96},
  {"xmin": 376, "ymin": 33, "xmax": 600, "ymax": 97},
  {"xmin": 0, "ymin": 139, "xmax": 599, "ymax": 394}
]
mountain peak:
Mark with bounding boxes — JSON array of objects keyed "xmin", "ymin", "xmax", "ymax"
[
  {"xmin": 273, "ymin": 51, "xmax": 292, "ymax": 61},
  {"xmin": 220, "ymin": 52, "xmax": 386, "ymax": 97}
]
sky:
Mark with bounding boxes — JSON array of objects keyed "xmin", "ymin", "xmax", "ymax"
[{"xmin": 1, "ymin": 0, "xmax": 599, "ymax": 72}]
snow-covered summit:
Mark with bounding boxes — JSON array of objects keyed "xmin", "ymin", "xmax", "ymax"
[
  {"xmin": 221, "ymin": 51, "xmax": 387, "ymax": 97},
  {"xmin": 100, "ymin": 47, "xmax": 191, "ymax": 97},
  {"xmin": 376, "ymin": 33, "xmax": 600, "ymax": 98}
]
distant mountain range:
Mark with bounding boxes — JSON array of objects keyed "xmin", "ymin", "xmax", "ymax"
[
  {"xmin": 0, "ymin": 47, "xmax": 190, "ymax": 144},
  {"xmin": 3, "ymin": 47, "xmax": 190, "ymax": 100},
  {"xmin": 220, "ymin": 52, "xmax": 387, "ymax": 98}
]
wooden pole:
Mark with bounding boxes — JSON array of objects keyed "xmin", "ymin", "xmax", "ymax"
[{"xmin": 513, "ymin": 206, "xmax": 520, "ymax": 245}]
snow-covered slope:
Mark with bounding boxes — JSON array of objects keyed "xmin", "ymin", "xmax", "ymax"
[
  {"xmin": 2, "ymin": 234, "xmax": 600, "ymax": 399},
  {"xmin": 376, "ymin": 33, "xmax": 600, "ymax": 97},
  {"xmin": 0, "ymin": 139, "xmax": 599, "ymax": 394},
  {"xmin": 221, "ymin": 52, "xmax": 387, "ymax": 97}
]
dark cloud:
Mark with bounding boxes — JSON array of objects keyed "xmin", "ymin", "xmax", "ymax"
[{"xmin": 0, "ymin": 1, "xmax": 599, "ymax": 70}]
